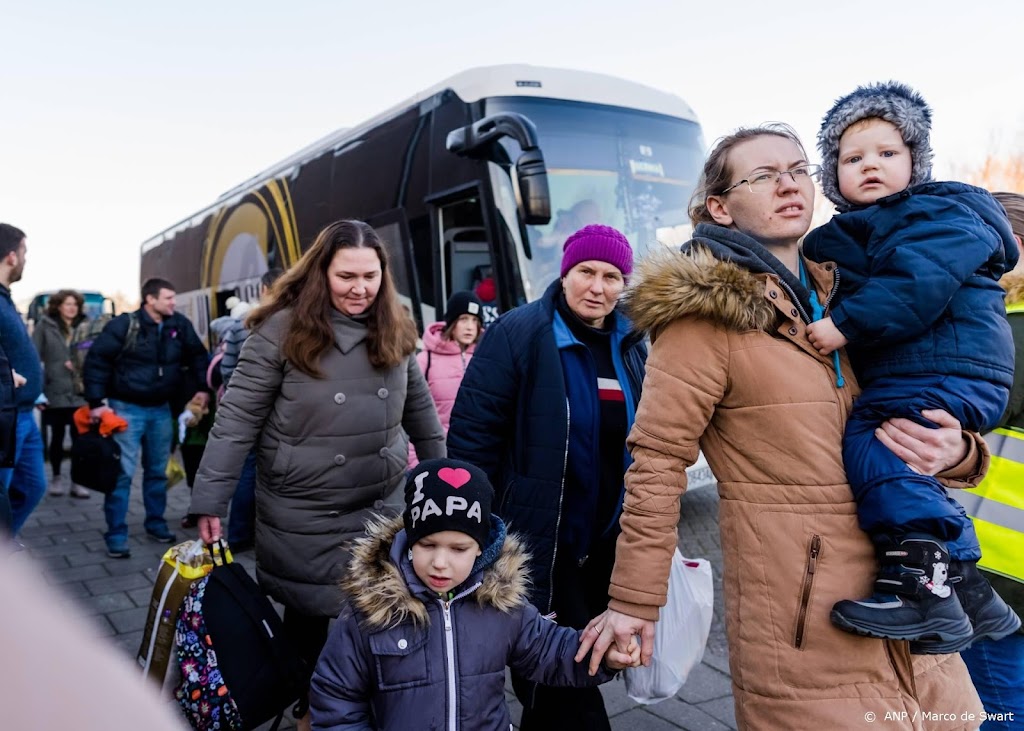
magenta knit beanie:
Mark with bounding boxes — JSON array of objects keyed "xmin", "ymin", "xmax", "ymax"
[{"xmin": 560, "ymin": 224, "xmax": 634, "ymax": 278}]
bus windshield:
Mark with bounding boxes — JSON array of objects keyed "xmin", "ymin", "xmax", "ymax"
[{"xmin": 487, "ymin": 97, "xmax": 705, "ymax": 296}]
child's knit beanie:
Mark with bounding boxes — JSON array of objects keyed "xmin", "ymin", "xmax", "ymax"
[
  {"xmin": 443, "ymin": 290, "xmax": 483, "ymax": 329},
  {"xmin": 817, "ymin": 81, "xmax": 933, "ymax": 211},
  {"xmin": 403, "ymin": 459, "xmax": 493, "ymax": 548}
]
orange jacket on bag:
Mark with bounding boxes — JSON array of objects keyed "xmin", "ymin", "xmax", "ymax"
[{"xmin": 73, "ymin": 405, "xmax": 128, "ymax": 436}]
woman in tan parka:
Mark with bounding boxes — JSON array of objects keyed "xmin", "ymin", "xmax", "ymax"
[{"xmin": 578, "ymin": 125, "xmax": 988, "ymax": 730}]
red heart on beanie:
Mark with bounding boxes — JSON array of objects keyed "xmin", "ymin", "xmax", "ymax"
[{"xmin": 438, "ymin": 467, "xmax": 471, "ymax": 489}]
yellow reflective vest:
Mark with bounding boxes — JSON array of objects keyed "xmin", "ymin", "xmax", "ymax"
[{"xmin": 959, "ymin": 301, "xmax": 1024, "ymax": 583}]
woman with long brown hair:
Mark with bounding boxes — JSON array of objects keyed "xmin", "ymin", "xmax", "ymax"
[
  {"xmin": 190, "ymin": 220, "xmax": 445, "ymax": 729},
  {"xmin": 32, "ymin": 289, "xmax": 88, "ymax": 498}
]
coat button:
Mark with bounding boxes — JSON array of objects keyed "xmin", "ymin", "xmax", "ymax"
[
  {"xmin": 825, "ymin": 263, "xmax": 833, "ymax": 271},
  {"xmin": 328, "ymin": 510, "xmax": 340, "ymax": 518},
  {"xmin": 397, "ymin": 639, "xmax": 408, "ymax": 650},
  {"xmin": 334, "ymin": 392, "xmax": 346, "ymax": 405},
  {"xmin": 377, "ymin": 387, "xmax": 389, "ymax": 399},
  {"xmin": 373, "ymin": 500, "xmax": 384, "ymax": 510},
  {"xmin": 379, "ymin": 448, "xmax": 388, "ymax": 458},
  {"xmin": 788, "ymin": 326, "xmax": 798, "ymax": 336},
  {"xmin": 334, "ymin": 454, "xmax": 346, "ymax": 466},
  {"xmin": 769, "ymin": 290, "xmax": 778, "ymax": 299},
  {"xmin": 790, "ymin": 308, "xmax": 798, "ymax": 317}
]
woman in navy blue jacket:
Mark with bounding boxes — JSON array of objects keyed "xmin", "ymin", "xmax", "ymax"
[
  {"xmin": 802, "ymin": 81, "xmax": 1020, "ymax": 651},
  {"xmin": 447, "ymin": 225, "xmax": 645, "ymax": 731}
]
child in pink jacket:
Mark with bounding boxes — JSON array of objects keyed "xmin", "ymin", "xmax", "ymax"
[{"xmin": 409, "ymin": 291, "xmax": 483, "ymax": 467}]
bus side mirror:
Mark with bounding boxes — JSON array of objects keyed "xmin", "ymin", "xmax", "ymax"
[
  {"xmin": 446, "ymin": 112, "xmax": 552, "ymax": 226},
  {"xmin": 515, "ymin": 149, "xmax": 550, "ymax": 225}
]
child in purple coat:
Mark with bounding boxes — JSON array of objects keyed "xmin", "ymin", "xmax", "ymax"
[{"xmin": 309, "ymin": 459, "xmax": 635, "ymax": 731}]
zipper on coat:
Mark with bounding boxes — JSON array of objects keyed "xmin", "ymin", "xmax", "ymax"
[
  {"xmin": 437, "ymin": 583, "xmax": 479, "ymax": 731},
  {"xmin": 531, "ymin": 398, "xmax": 570, "ymax": 712},
  {"xmin": 547, "ymin": 398, "xmax": 570, "ymax": 616},
  {"xmin": 794, "ymin": 534, "xmax": 821, "ymax": 649},
  {"xmin": 821, "ymin": 267, "xmax": 841, "ymax": 313},
  {"xmin": 441, "ymin": 601, "xmax": 457, "ymax": 731},
  {"xmin": 776, "ymin": 279, "xmax": 812, "ymax": 325}
]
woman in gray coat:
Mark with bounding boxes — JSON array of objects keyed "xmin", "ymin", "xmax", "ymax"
[
  {"xmin": 32, "ymin": 290, "xmax": 88, "ymax": 498},
  {"xmin": 190, "ymin": 220, "xmax": 445, "ymax": 730}
]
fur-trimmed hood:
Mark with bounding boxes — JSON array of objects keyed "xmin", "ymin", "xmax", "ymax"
[
  {"xmin": 341, "ymin": 516, "xmax": 529, "ymax": 630},
  {"xmin": 818, "ymin": 81, "xmax": 934, "ymax": 211},
  {"xmin": 1002, "ymin": 270, "xmax": 1024, "ymax": 306},
  {"xmin": 622, "ymin": 223, "xmax": 813, "ymax": 339}
]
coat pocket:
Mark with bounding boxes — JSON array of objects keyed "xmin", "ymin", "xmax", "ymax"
[
  {"xmin": 750, "ymin": 510, "xmax": 897, "ymax": 691},
  {"xmin": 269, "ymin": 443, "xmax": 292, "ymax": 479},
  {"xmin": 794, "ymin": 534, "xmax": 821, "ymax": 649},
  {"xmin": 368, "ymin": 628, "xmax": 431, "ymax": 691}
]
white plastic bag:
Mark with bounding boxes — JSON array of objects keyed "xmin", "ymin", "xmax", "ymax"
[{"xmin": 623, "ymin": 549, "xmax": 714, "ymax": 705}]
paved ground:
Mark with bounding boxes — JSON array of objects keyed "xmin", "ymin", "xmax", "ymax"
[{"xmin": 20, "ymin": 466, "xmax": 735, "ymax": 731}]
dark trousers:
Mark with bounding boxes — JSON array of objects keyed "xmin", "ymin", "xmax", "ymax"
[
  {"xmin": 180, "ymin": 443, "xmax": 206, "ymax": 488},
  {"xmin": 844, "ymin": 374, "xmax": 1007, "ymax": 562},
  {"xmin": 512, "ymin": 536, "xmax": 616, "ymax": 731},
  {"xmin": 0, "ymin": 483, "xmax": 11, "ymax": 535},
  {"xmin": 227, "ymin": 449, "xmax": 257, "ymax": 546},
  {"xmin": 282, "ymin": 606, "xmax": 330, "ymax": 715},
  {"xmin": 41, "ymin": 406, "xmax": 77, "ymax": 476}
]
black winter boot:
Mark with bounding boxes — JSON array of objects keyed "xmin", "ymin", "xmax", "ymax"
[
  {"xmin": 830, "ymin": 534, "xmax": 974, "ymax": 644},
  {"xmin": 910, "ymin": 560, "xmax": 1022, "ymax": 654}
]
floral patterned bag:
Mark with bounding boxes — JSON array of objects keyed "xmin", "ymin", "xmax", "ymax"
[{"xmin": 174, "ymin": 543, "xmax": 304, "ymax": 730}]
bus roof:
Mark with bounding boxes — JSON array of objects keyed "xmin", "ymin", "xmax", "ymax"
[{"xmin": 143, "ymin": 64, "xmax": 699, "ymax": 252}]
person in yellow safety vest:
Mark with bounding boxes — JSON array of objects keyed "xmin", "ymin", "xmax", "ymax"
[{"xmin": 958, "ymin": 191, "xmax": 1024, "ymax": 731}]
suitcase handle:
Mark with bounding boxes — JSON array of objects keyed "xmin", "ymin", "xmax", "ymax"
[{"xmin": 204, "ymin": 539, "xmax": 232, "ymax": 566}]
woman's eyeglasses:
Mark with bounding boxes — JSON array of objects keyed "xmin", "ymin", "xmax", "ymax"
[{"xmin": 722, "ymin": 164, "xmax": 822, "ymax": 194}]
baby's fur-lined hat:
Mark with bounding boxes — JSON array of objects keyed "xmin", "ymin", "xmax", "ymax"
[{"xmin": 817, "ymin": 81, "xmax": 933, "ymax": 211}]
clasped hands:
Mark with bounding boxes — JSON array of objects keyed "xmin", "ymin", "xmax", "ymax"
[{"xmin": 575, "ymin": 609, "xmax": 655, "ymax": 674}]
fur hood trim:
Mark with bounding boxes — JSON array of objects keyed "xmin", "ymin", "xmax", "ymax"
[
  {"xmin": 341, "ymin": 516, "xmax": 530, "ymax": 630},
  {"xmin": 1002, "ymin": 270, "xmax": 1024, "ymax": 306},
  {"xmin": 622, "ymin": 247, "xmax": 777, "ymax": 338},
  {"xmin": 818, "ymin": 81, "xmax": 933, "ymax": 211}
]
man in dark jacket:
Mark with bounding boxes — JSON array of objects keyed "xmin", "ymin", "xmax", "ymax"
[
  {"xmin": 0, "ymin": 337, "xmax": 18, "ymax": 533},
  {"xmin": 0, "ymin": 223, "xmax": 47, "ymax": 536},
  {"xmin": 83, "ymin": 277, "xmax": 209, "ymax": 557}
]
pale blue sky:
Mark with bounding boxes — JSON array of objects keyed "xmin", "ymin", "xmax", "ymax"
[{"xmin": 2, "ymin": 0, "xmax": 1021, "ymax": 303}]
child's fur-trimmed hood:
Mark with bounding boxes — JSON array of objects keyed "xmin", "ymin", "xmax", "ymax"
[
  {"xmin": 623, "ymin": 246, "xmax": 778, "ymax": 339},
  {"xmin": 340, "ymin": 516, "xmax": 529, "ymax": 630}
]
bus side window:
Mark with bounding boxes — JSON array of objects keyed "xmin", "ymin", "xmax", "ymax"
[{"xmin": 445, "ymin": 229, "xmax": 491, "ymax": 295}]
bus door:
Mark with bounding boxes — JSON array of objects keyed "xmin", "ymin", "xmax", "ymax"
[{"xmin": 427, "ymin": 188, "xmax": 500, "ymax": 327}]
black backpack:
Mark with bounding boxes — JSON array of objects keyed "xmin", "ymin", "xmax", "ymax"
[
  {"xmin": 71, "ymin": 312, "xmax": 139, "ymax": 395},
  {"xmin": 70, "ymin": 426, "xmax": 122, "ymax": 494},
  {"xmin": 175, "ymin": 544, "xmax": 305, "ymax": 731}
]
